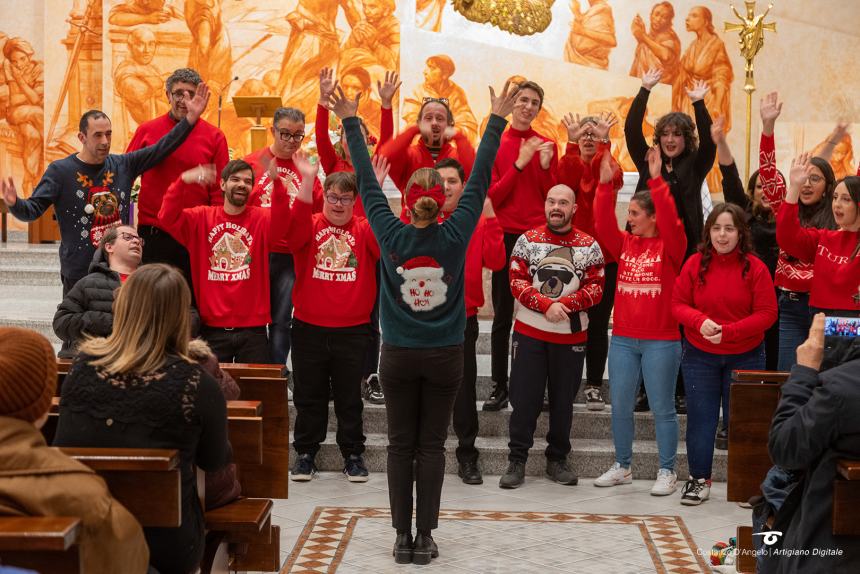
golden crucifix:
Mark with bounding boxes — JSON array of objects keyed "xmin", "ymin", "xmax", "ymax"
[{"xmin": 725, "ymin": 1, "xmax": 777, "ymax": 182}]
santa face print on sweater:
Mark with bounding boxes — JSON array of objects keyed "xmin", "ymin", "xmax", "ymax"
[
  {"xmin": 207, "ymin": 222, "xmax": 254, "ymax": 281},
  {"xmin": 396, "ymin": 256, "xmax": 449, "ymax": 312},
  {"xmin": 313, "ymin": 226, "xmax": 358, "ymax": 282}
]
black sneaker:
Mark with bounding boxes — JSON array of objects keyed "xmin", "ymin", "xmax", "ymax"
[
  {"xmin": 291, "ymin": 453, "xmax": 317, "ymax": 482},
  {"xmin": 363, "ymin": 373, "xmax": 385, "ymax": 405},
  {"xmin": 680, "ymin": 476, "xmax": 711, "ymax": 506},
  {"xmin": 392, "ymin": 532, "xmax": 413, "ymax": 564},
  {"xmin": 343, "ymin": 454, "xmax": 369, "ymax": 482},
  {"xmin": 584, "ymin": 385, "xmax": 606, "ymax": 411},
  {"xmin": 482, "ymin": 382, "xmax": 509, "ymax": 411},
  {"xmin": 634, "ymin": 390, "xmax": 650, "ymax": 412},
  {"xmin": 675, "ymin": 395, "xmax": 687, "ymax": 415},
  {"xmin": 499, "ymin": 460, "xmax": 525, "ymax": 489},
  {"xmin": 546, "ymin": 459, "xmax": 578, "ymax": 485},
  {"xmin": 458, "ymin": 460, "xmax": 483, "ymax": 485},
  {"xmin": 412, "ymin": 532, "xmax": 438, "ymax": 565},
  {"xmin": 715, "ymin": 427, "xmax": 728, "ymax": 451}
]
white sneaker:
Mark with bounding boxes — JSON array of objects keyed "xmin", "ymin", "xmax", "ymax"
[
  {"xmin": 650, "ymin": 469, "xmax": 678, "ymax": 496},
  {"xmin": 593, "ymin": 462, "xmax": 632, "ymax": 487},
  {"xmin": 680, "ymin": 477, "xmax": 711, "ymax": 505}
]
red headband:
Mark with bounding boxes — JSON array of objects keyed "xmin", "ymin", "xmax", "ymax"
[{"xmin": 406, "ymin": 183, "xmax": 446, "ymax": 210}]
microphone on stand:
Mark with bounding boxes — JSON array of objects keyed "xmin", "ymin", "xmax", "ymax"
[{"xmin": 218, "ymin": 76, "xmax": 240, "ymax": 128}]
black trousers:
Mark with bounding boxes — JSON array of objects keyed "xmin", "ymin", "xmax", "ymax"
[
  {"xmin": 490, "ymin": 232, "xmax": 521, "ymax": 385},
  {"xmin": 362, "ymin": 262, "xmax": 382, "ymax": 377},
  {"xmin": 291, "ymin": 319, "xmax": 370, "ymax": 458},
  {"xmin": 380, "ymin": 343, "xmax": 463, "ymax": 531},
  {"xmin": 585, "ymin": 261, "xmax": 617, "ymax": 389},
  {"xmin": 508, "ymin": 331, "xmax": 586, "ymax": 463},
  {"xmin": 201, "ymin": 326, "xmax": 271, "ymax": 363},
  {"xmin": 452, "ymin": 315, "xmax": 480, "ymax": 464},
  {"xmin": 139, "ymin": 225, "xmax": 195, "ymax": 304}
]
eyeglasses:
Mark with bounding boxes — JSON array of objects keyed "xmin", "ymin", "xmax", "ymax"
[
  {"xmin": 580, "ymin": 132, "xmax": 598, "ymax": 141},
  {"xmin": 325, "ymin": 194, "xmax": 355, "ymax": 206},
  {"xmin": 277, "ymin": 130, "xmax": 305, "ymax": 142},
  {"xmin": 119, "ymin": 232, "xmax": 144, "ymax": 246},
  {"xmin": 807, "ymin": 174, "xmax": 824, "ymax": 185},
  {"xmin": 422, "ymin": 97, "xmax": 450, "ymax": 106},
  {"xmin": 169, "ymin": 89, "xmax": 196, "ymax": 100}
]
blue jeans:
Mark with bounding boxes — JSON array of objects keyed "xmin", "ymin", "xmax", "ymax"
[
  {"xmin": 608, "ymin": 336, "xmax": 681, "ymax": 470},
  {"xmin": 269, "ymin": 252, "xmax": 295, "ymax": 365},
  {"xmin": 681, "ymin": 340, "xmax": 765, "ymax": 479},
  {"xmin": 776, "ymin": 290, "xmax": 810, "ymax": 371}
]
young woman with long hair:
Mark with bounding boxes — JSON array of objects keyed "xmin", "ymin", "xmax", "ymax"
[
  {"xmin": 671, "ymin": 204, "xmax": 778, "ymax": 505},
  {"xmin": 54, "ymin": 264, "xmax": 231, "ymax": 574},
  {"xmin": 325, "ymin": 81, "xmax": 518, "ymax": 565}
]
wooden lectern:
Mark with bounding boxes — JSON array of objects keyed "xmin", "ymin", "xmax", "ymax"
[{"xmin": 232, "ymin": 96, "xmax": 283, "ymax": 152}]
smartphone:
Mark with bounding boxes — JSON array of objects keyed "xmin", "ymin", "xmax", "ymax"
[{"xmin": 824, "ymin": 316, "xmax": 860, "ymax": 338}]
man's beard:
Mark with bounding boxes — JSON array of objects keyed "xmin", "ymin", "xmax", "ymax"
[{"xmin": 547, "ymin": 213, "xmax": 572, "ymax": 231}]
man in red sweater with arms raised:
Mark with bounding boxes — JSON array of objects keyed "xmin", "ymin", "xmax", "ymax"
[
  {"xmin": 486, "ymin": 79, "xmax": 558, "ymax": 411},
  {"xmin": 287, "ymin": 162, "xmax": 380, "ymax": 484},
  {"xmin": 128, "ymin": 67, "xmax": 229, "ymax": 292},
  {"xmin": 158, "ymin": 159, "xmax": 292, "ymax": 362},
  {"xmin": 433, "ymin": 158, "xmax": 506, "ymax": 485}
]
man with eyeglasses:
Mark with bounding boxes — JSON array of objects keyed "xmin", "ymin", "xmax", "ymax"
[
  {"xmin": 245, "ymin": 106, "xmax": 323, "ymax": 372},
  {"xmin": 127, "ymin": 67, "xmax": 230, "ymax": 297},
  {"xmin": 285, "ymin": 170, "xmax": 379, "ymax": 483}
]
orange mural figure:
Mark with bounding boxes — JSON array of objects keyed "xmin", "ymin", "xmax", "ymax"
[
  {"xmin": 2, "ymin": 37, "xmax": 44, "ymax": 194},
  {"xmin": 275, "ymin": 0, "xmax": 361, "ymax": 120},
  {"xmin": 415, "ymin": 0, "xmax": 446, "ymax": 32},
  {"xmin": 114, "ymin": 27, "xmax": 166, "ymax": 127},
  {"xmin": 340, "ymin": 68, "xmax": 383, "ymax": 140},
  {"xmin": 629, "ymin": 2, "xmax": 681, "ymax": 85},
  {"xmin": 108, "ymin": 0, "xmax": 181, "ymax": 26},
  {"xmin": 402, "ymin": 55, "xmax": 478, "ymax": 143},
  {"xmin": 672, "ymin": 6, "xmax": 733, "ymax": 133},
  {"xmin": 812, "ymin": 132, "xmax": 855, "ymax": 181},
  {"xmin": 564, "ymin": 0, "xmax": 617, "ymax": 70},
  {"xmin": 184, "ymin": 0, "xmax": 233, "ymax": 96},
  {"xmin": 340, "ymin": 0, "xmax": 400, "ymax": 73}
]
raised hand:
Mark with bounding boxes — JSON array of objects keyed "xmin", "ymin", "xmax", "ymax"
[
  {"xmin": 710, "ymin": 116, "xmax": 727, "ymax": 145},
  {"xmin": 516, "ymin": 136, "xmax": 543, "ymax": 169},
  {"xmin": 686, "ymin": 79, "xmax": 710, "ymax": 103},
  {"xmin": 594, "ymin": 111, "xmax": 617, "ymax": 140},
  {"xmin": 377, "ymin": 70, "xmax": 401, "ymax": 109},
  {"xmin": 319, "ymin": 67, "xmax": 338, "ymax": 103},
  {"xmin": 489, "ymin": 80, "xmax": 520, "ymax": 118},
  {"xmin": 185, "ymin": 81, "xmax": 211, "ymax": 125},
  {"xmin": 325, "ymin": 86, "xmax": 360, "ymax": 120},
  {"xmin": 759, "ymin": 91, "xmax": 782, "ymax": 134},
  {"xmin": 797, "ymin": 313, "xmax": 826, "ymax": 370},
  {"xmin": 561, "ymin": 113, "xmax": 585, "ymax": 143},
  {"xmin": 292, "ymin": 149, "xmax": 319, "ymax": 181},
  {"xmin": 371, "ymin": 154, "xmax": 390, "ymax": 187},
  {"xmin": 598, "ymin": 151, "xmax": 616, "ymax": 184},
  {"xmin": 180, "ymin": 164, "xmax": 217, "ymax": 186},
  {"xmin": 646, "ymin": 146, "xmax": 662, "ymax": 180},
  {"xmin": 538, "ymin": 141, "xmax": 554, "ymax": 170},
  {"xmin": 642, "ymin": 67, "xmax": 662, "ymax": 91},
  {"xmin": 1, "ymin": 176, "xmax": 18, "ymax": 207},
  {"xmin": 789, "ymin": 152, "xmax": 811, "ymax": 188}
]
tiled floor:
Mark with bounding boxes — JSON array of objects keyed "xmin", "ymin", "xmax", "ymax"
[{"xmin": 270, "ymin": 472, "xmax": 749, "ymax": 573}]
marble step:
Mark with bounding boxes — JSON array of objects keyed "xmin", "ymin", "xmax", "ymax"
[
  {"xmin": 0, "ymin": 242, "xmax": 61, "ymax": 267},
  {"xmin": 0, "ymin": 265, "xmax": 62, "ymax": 285},
  {"xmin": 288, "ymin": 402, "xmax": 694, "ymax": 440},
  {"xmin": 289, "ymin": 433, "xmax": 727, "ymax": 481}
]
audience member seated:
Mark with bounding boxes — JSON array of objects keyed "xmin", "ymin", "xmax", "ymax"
[
  {"xmin": 0, "ymin": 327, "xmax": 149, "ymax": 573},
  {"xmin": 52, "ymin": 225, "xmax": 143, "ymax": 356},
  {"xmin": 764, "ymin": 312, "xmax": 860, "ymax": 573},
  {"xmin": 53, "ymin": 264, "xmax": 232, "ymax": 574}
]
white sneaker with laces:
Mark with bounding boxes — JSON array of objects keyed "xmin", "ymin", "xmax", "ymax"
[
  {"xmin": 584, "ymin": 386, "xmax": 606, "ymax": 411},
  {"xmin": 650, "ymin": 469, "xmax": 678, "ymax": 496},
  {"xmin": 680, "ymin": 477, "xmax": 711, "ymax": 505},
  {"xmin": 593, "ymin": 462, "xmax": 632, "ymax": 487}
]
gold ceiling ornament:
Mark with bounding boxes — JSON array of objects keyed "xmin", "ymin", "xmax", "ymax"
[{"xmin": 453, "ymin": 0, "xmax": 555, "ymax": 36}]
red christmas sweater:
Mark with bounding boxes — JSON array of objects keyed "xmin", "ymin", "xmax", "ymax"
[
  {"xmin": 158, "ymin": 176, "xmax": 291, "ymax": 327},
  {"xmin": 509, "ymin": 225, "xmax": 604, "ymax": 344},
  {"xmin": 776, "ymin": 201, "xmax": 860, "ymax": 312},
  {"xmin": 672, "ymin": 249, "xmax": 778, "ymax": 354},
  {"xmin": 595, "ymin": 177, "xmax": 687, "ymax": 340},
  {"xmin": 287, "ymin": 199, "xmax": 380, "ymax": 327},
  {"xmin": 314, "ymin": 103, "xmax": 394, "ymax": 218},
  {"xmin": 127, "ymin": 113, "xmax": 229, "ymax": 227},
  {"xmin": 244, "ymin": 147, "xmax": 323, "ymax": 253},
  {"xmin": 558, "ymin": 141, "xmax": 623, "ymax": 263},
  {"xmin": 463, "ymin": 215, "xmax": 505, "ymax": 317},
  {"xmin": 488, "ymin": 127, "xmax": 558, "ymax": 234},
  {"xmin": 759, "ymin": 133, "xmax": 814, "ymax": 293}
]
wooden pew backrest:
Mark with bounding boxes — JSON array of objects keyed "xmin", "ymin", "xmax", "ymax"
[
  {"xmin": 235, "ymin": 377, "xmax": 290, "ymax": 499},
  {"xmin": 727, "ymin": 382, "xmax": 782, "ymax": 502},
  {"xmin": 0, "ymin": 516, "xmax": 81, "ymax": 574}
]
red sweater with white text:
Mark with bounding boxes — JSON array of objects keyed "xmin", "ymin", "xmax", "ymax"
[
  {"xmin": 157, "ymin": 177, "xmax": 291, "ymax": 327},
  {"xmin": 244, "ymin": 147, "xmax": 323, "ymax": 253},
  {"xmin": 672, "ymin": 250, "xmax": 778, "ymax": 354},
  {"xmin": 287, "ymin": 200, "xmax": 380, "ymax": 327},
  {"xmin": 776, "ymin": 201, "xmax": 860, "ymax": 312},
  {"xmin": 489, "ymin": 127, "xmax": 558, "ymax": 234},
  {"xmin": 595, "ymin": 177, "xmax": 687, "ymax": 340},
  {"xmin": 127, "ymin": 113, "xmax": 229, "ymax": 227},
  {"xmin": 510, "ymin": 225, "xmax": 604, "ymax": 344}
]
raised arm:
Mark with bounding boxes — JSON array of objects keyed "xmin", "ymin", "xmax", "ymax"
[
  {"xmin": 592, "ymin": 152, "xmax": 625, "ymax": 260},
  {"xmin": 650, "ymin": 174, "xmax": 687, "ymax": 268},
  {"xmin": 758, "ymin": 92, "xmax": 787, "ymax": 212},
  {"xmin": 3, "ymin": 166, "xmax": 60, "ymax": 221},
  {"xmin": 377, "ymin": 124, "xmax": 420, "ymax": 190},
  {"xmin": 315, "ymin": 68, "xmax": 340, "ymax": 173},
  {"xmin": 625, "ymin": 69, "xmax": 660, "ymax": 175},
  {"xmin": 710, "ymin": 116, "xmax": 748, "ymax": 210},
  {"xmin": 282, "ymin": 152, "xmax": 315, "ymax": 250},
  {"xmin": 158, "ymin": 165, "xmax": 217, "ymax": 245},
  {"xmin": 776, "ymin": 153, "xmax": 823, "ymax": 261},
  {"xmin": 688, "ymin": 80, "xmax": 716, "ymax": 176},
  {"xmin": 487, "ymin": 136, "xmax": 540, "ymax": 206},
  {"xmin": 377, "ymin": 70, "xmax": 400, "ymax": 147}
]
